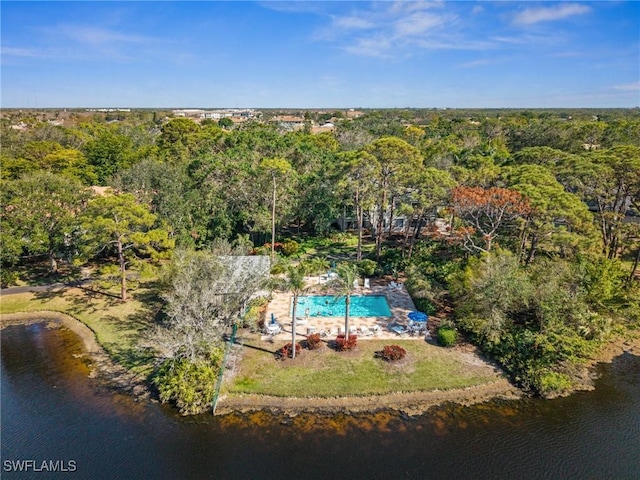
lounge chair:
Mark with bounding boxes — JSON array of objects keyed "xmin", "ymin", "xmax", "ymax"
[
  {"xmin": 358, "ymin": 326, "xmax": 373, "ymax": 337},
  {"xmin": 390, "ymin": 324, "xmax": 407, "ymax": 336}
]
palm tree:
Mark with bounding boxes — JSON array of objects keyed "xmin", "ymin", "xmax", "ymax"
[
  {"xmin": 272, "ymin": 263, "xmax": 309, "ymax": 359},
  {"xmin": 327, "ymin": 262, "xmax": 359, "ymax": 338}
]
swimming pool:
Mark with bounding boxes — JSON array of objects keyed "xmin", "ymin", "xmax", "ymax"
[{"xmin": 294, "ymin": 295, "xmax": 392, "ymax": 318}]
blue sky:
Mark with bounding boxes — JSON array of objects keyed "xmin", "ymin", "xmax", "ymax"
[{"xmin": 2, "ymin": 1, "xmax": 639, "ymax": 108}]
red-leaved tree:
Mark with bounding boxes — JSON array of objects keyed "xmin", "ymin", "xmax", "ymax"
[{"xmin": 451, "ymin": 186, "xmax": 530, "ymax": 253}]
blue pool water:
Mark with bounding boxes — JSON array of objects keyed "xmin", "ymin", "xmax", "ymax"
[{"xmin": 294, "ymin": 295, "xmax": 391, "ymax": 317}]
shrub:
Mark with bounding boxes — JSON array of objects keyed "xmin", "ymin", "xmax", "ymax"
[
  {"xmin": 357, "ymin": 259, "xmax": 378, "ymax": 278},
  {"xmin": 153, "ymin": 357, "xmax": 220, "ymax": 415},
  {"xmin": 276, "ymin": 342, "xmax": 302, "ymax": 359},
  {"xmin": 379, "ymin": 345, "xmax": 407, "ymax": 361},
  {"xmin": 305, "ymin": 333, "xmax": 323, "ymax": 350},
  {"xmin": 335, "ymin": 334, "xmax": 358, "ymax": 351},
  {"xmin": 437, "ymin": 326, "xmax": 457, "ymax": 347},
  {"xmin": 537, "ymin": 371, "xmax": 573, "ymax": 397},
  {"xmin": 281, "ymin": 239, "xmax": 300, "ymax": 257},
  {"xmin": 413, "ymin": 297, "xmax": 438, "ymax": 316}
]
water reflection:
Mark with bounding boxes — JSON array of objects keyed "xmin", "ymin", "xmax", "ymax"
[{"xmin": 1, "ymin": 322, "xmax": 639, "ymax": 480}]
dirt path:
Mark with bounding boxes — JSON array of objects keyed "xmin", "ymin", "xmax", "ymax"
[{"xmin": 0, "ymin": 278, "xmax": 92, "ymax": 296}]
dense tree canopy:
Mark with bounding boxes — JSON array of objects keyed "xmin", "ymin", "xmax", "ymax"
[{"xmin": 2, "ymin": 107, "xmax": 639, "ymax": 399}]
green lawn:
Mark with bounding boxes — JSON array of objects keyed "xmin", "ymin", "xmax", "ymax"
[
  {"xmin": 225, "ymin": 337, "xmax": 500, "ymax": 397},
  {"xmin": 296, "ymin": 234, "xmax": 375, "ymax": 262}
]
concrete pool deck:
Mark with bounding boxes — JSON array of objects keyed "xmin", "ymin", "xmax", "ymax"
[{"xmin": 263, "ymin": 277, "xmax": 423, "ymax": 341}]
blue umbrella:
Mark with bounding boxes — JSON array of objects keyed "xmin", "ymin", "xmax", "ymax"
[{"xmin": 408, "ymin": 311, "xmax": 428, "ymax": 323}]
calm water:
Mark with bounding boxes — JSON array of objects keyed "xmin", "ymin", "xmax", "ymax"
[
  {"xmin": 1, "ymin": 322, "xmax": 639, "ymax": 480},
  {"xmin": 296, "ymin": 295, "xmax": 392, "ymax": 317}
]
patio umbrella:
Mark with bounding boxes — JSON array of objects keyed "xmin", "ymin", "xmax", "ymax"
[{"xmin": 408, "ymin": 311, "xmax": 428, "ymax": 323}]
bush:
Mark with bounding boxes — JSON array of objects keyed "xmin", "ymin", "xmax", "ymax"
[
  {"xmin": 153, "ymin": 357, "xmax": 220, "ymax": 415},
  {"xmin": 276, "ymin": 342, "xmax": 302, "ymax": 359},
  {"xmin": 437, "ymin": 326, "xmax": 457, "ymax": 347},
  {"xmin": 357, "ymin": 259, "xmax": 378, "ymax": 278},
  {"xmin": 413, "ymin": 297, "xmax": 438, "ymax": 316},
  {"xmin": 281, "ymin": 239, "xmax": 300, "ymax": 257},
  {"xmin": 537, "ymin": 371, "xmax": 573, "ymax": 397},
  {"xmin": 335, "ymin": 334, "xmax": 358, "ymax": 351},
  {"xmin": 305, "ymin": 333, "xmax": 323, "ymax": 350},
  {"xmin": 378, "ymin": 345, "xmax": 407, "ymax": 361}
]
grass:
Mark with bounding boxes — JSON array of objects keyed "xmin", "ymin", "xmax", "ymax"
[
  {"xmin": 295, "ymin": 233, "xmax": 376, "ymax": 262},
  {"xmin": 224, "ymin": 337, "xmax": 499, "ymax": 397},
  {"xmin": 0, "ymin": 281, "xmax": 162, "ymax": 374}
]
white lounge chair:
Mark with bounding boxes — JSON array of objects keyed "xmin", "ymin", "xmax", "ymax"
[
  {"xmin": 390, "ymin": 324, "xmax": 408, "ymax": 336},
  {"xmin": 358, "ymin": 326, "xmax": 373, "ymax": 337}
]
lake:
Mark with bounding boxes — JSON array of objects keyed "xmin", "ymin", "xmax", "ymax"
[{"xmin": 1, "ymin": 321, "xmax": 639, "ymax": 479}]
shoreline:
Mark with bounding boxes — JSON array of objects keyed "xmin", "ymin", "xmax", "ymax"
[
  {"xmin": 214, "ymin": 378, "xmax": 522, "ymax": 416},
  {"xmin": 3, "ymin": 311, "xmax": 639, "ymax": 417},
  {"xmin": 0, "ymin": 311, "xmax": 151, "ymax": 400}
]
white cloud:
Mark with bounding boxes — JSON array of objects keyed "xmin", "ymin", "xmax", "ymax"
[
  {"xmin": 612, "ymin": 81, "xmax": 640, "ymax": 92},
  {"xmin": 53, "ymin": 25, "xmax": 155, "ymax": 46},
  {"xmin": 457, "ymin": 58, "xmax": 502, "ymax": 69},
  {"xmin": 332, "ymin": 16, "xmax": 375, "ymax": 30},
  {"xmin": 394, "ymin": 11, "xmax": 450, "ymax": 37},
  {"xmin": 315, "ymin": 2, "xmax": 467, "ymax": 57},
  {"xmin": 513, "ymin": 3, "xmax": 591, "ymax": 26},
  {"xmin": 1, "ymin": 47, "xmax": 42, "ymax": 58},
  {"xmin": 343, "ymin": 35, "xmax": 393, "ymax": 58},
  {"xmin": 389, "ymin": 0, "xmax": 444, "ymax": 14}
]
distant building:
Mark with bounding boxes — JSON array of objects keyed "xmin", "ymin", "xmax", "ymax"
[
  {"xmin": 270, "ymin": 115, "xmax": 306, "ymax": 131},
  {"xmin": 173, "ymin": 108, "xmax": 259, "ymax": 121}
]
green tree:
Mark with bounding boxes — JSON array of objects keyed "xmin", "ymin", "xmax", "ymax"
[
  {"xmin": 402, "ymin": 167, "xmax": 455, "ymax": 258},
  {"xmin": 111, "ymin": 159, "xmax": 191, "ymax": 244},
  {"xmin": 364, "ymin": 137, "xmax": 423, "ymax": 261},
  {"xmin": 218, "ymin": 117, "xmax": 233, "ymax": 129},
  {"xmin": 1, "ymin": 172, "xmax": 90, "ymax": 274},
  {"xmin": 82, "ymin": 126, "xmax": 136, "ymax": 184},
  {"xmin": 80, "ymin": 193, "xmax": 174, "ymax": 300},
  {"xmin": 337, "ymin": 151, "xmax": 379, "ymax": 261},
  {"xmin": 504, "ymin": 164, "xmax": 594, "ymax": 263},
  {"xmin": 157, "ymin": 118, "xmax": 201, "ymax": 163},
  {"xmin": 452, "ymin": 250, "xmax": 533, "ymax": 344}
]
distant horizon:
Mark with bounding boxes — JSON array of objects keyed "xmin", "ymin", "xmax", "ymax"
[{"xmin": 5, "ymin": 102, "xmax": 640, "ymax": 110}]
